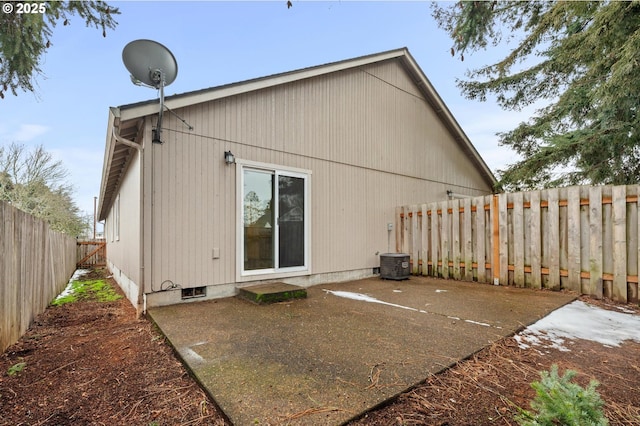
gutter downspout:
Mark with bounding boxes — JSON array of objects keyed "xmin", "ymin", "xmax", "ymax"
[
  {"xmin": 113, "ymin": 126, "xmax": 141, "ymax": 150},
  {"xmin": 112, "ymin": 125, "xmax": 146, "ymax": 317}
]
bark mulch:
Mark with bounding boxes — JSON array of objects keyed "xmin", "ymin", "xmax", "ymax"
[{"xmin": 1, "ymin": 269, "xmax": 638, "ymax": 425}]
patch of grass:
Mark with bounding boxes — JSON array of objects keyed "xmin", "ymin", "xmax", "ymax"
[
  {"xmin": 52, "ymin": 292, "xmax": 77, "ymax": 306},
  {"xmin": 8, "ymin": 362, "xmax": 26, "ymax": 376},
  {"xmin": 51, "ymin": 279, "xmax": 122, "ymax": 306}
]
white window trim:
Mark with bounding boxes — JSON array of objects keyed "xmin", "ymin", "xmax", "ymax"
[{"xmin": 235, "ymin": 159, "xmax": 312, "ymax": 282}]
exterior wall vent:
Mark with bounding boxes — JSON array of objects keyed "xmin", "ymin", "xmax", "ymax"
[
  {"xmin": 379, "ymin": 253, "xmax": 410, "ymax": 280},
  {"xmin": 181, "ymin": 286, "xmax": 206, "ymax": 299}
]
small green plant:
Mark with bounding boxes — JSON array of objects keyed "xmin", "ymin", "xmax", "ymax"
[
  {"xmin": 515, "ymin": 364, "xmax": 609, "ymax": 426},
  {"xmin": 7, "ymin": 362, "xmax": 26, "ymax": 376}
]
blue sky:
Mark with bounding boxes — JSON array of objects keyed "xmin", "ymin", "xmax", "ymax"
[{"xmin": 1, "ymin": 1, "xmax": 532, "ymax": 217}]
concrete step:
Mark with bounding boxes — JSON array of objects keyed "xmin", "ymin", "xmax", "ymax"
[{"xmin": 237, "ymin": 282, "xmax": 307, "ymax": 305}]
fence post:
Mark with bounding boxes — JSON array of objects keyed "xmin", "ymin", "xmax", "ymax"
[
  {"xmin": 588, "ymin": 186, "xmax": 603, "ymax": 298},
  {"xmin": 475, "ymin": 196, "xmax": 487, "ymax": 283},
  {"xmin": 402, "ymin": 205, "xmax": 411, "ymax": 256},
  {"xmin": 411, "ymin": 204, "xmax": 419, "ymax": 275},
  {"xmin": 498, "ymin": 194, "xmax": 509, "ymax": 285},
  {"xmin": 441, "ymin": 200, "xmax": 450, "ymax": 279},
  {"xmin": 567, "ymin": 186, "xmax": 581, "ymax": 292},
  {"xmin": 547, "ymin": 189, "xmax": 561, "ymax": 290},
  {"xmin": 430, "ymin": 204, "xmax": 439, "ymax": 277},
  {"xmin": 612, "ymin": 185, "xmax": 627, "ymax": 302},
  {"xmin": 463, "ymin": 198, "xmax": 473, "ymax": 281},
  {"xmin": 513, "ymin": 192, "xmax": 525, "ymax": 287},
  {"xmin": 451, "ymin": 199, "xmax": 461, "ymax": 280},
  {"xmin": 491, "ymin": 194, "xmax": 500, "ymax": 285},
  {"xmin": 530, "ymin": 190, "xmax": 542, "ymax": 289}
]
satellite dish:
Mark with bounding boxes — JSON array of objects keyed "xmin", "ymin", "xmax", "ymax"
[
  {"xmin": 122, "ymin": 39, "xmax": 177, "ymax": 88},
  {"xmin": 122, "ymin": 39, "xmax": 178, "ymax": 143}
]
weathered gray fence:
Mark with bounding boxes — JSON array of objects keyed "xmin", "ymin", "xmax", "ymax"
[
  {"xmin": 397, "ymin": 184, "xmax": 640, "ymax": 304},
  {"xmin": 1, "ymin": 201, "xmax": 77, "ymax": 353}
]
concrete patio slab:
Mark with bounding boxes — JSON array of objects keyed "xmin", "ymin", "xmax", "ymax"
[{"xmin": 148, "ymin": 276, "xmax": 576, "ymax": 425}]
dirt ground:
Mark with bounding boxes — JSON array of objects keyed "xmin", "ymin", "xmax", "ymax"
[{"xmin": 1, "ymin": 270, "xmax": 639, "ymax": 426}]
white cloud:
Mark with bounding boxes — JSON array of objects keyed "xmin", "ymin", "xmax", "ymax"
[{"xmin": 7, "ymin": 124, "xmax": 50, "ymax": 142}]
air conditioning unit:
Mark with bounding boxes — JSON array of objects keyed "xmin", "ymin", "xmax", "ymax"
[{"xmin": 379, "ymin": 253, "xmax": 410, "ymax": 280}]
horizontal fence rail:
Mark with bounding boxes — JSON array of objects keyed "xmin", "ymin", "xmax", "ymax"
[
  {"xmin": 0, "ymin": 201, "xmax": 77, "ymax": 353},
  {"xmin": 396, "ymin": 185, "xmax": 640, "ymax": 304}
]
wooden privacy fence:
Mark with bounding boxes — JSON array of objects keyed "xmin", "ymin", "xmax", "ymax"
[
  {"xmin": 77, "ymin": 239, "xmax": 106, "ymax": 268},
  {"xmin": 0, "ymin": 201, "xmax": 77, "ymax": 353},
  {"xmin": 397, "ymin": 184, "xmax": 640, "ymax": 304}
]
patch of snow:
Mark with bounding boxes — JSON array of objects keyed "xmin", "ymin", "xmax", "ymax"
[
  {"xmin": 55, "ymin": 269, "xmax": 90, "ymax": 301},
  {"xmin": 393, "ymin": 289, "xmax": 402, "ymax": 293},
  {"xmin": 435, "ymin": 289, "xmax": 448, "ymax": 293},
  {"xmin": 182, "ymin": 347, "xmax": 204, "ymax": 363},
  {"xmin": 465, "ymin": 319, "xmax": 490, "ymax": 327},
  {"xmin": 323, "ymin": 290, "xmax": 419, "ymax": 312},
  {"xmin": 615, "ymin": 305, "xmax": 637, "ymax": 314},
  {"xmin": 516, "ymin": 300, "xmax": 640, "ymax": 352},
  {"xmin": 324, "ymin": 290, "xmax": 503, "ymax": 330}
]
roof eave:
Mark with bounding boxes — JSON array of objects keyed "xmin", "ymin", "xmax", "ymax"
[
  {"xmin": 98, "ymin": 107, "xmax": 143, "ymax": 221},
  {"xmin": 118, "ymin": 48, "xmax": 409, "ymax": 121},
  {"xmin": 97, "ymin": 107, "xmax": 119, "ymax": 221}
]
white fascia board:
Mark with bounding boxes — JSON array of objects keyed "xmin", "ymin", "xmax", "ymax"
[{"xmin": 97, "ymin": 107, "xmax": 119, "ymax": 219}]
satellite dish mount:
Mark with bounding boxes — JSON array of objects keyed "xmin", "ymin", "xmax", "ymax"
[
  {"xmin": 149, "ymin": 68, "xmax": 167, "ymax": 143},
  {"xmin": 122, "ymin": 39, "xmax": 191, "ymax": 144}
]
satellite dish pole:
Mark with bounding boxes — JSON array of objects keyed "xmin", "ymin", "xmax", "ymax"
[
  {"xmin": 151, "ymin": 68, "xmax": 166, "ymax": 143},
  {"xmin": 122, "ymin": 39, "xmax": 190, "ymax": 144}
]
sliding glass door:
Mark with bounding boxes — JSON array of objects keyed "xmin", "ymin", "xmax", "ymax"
[{"xmin": 241, "ymin": 165, "xmax": 309, "ymax": 276}]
